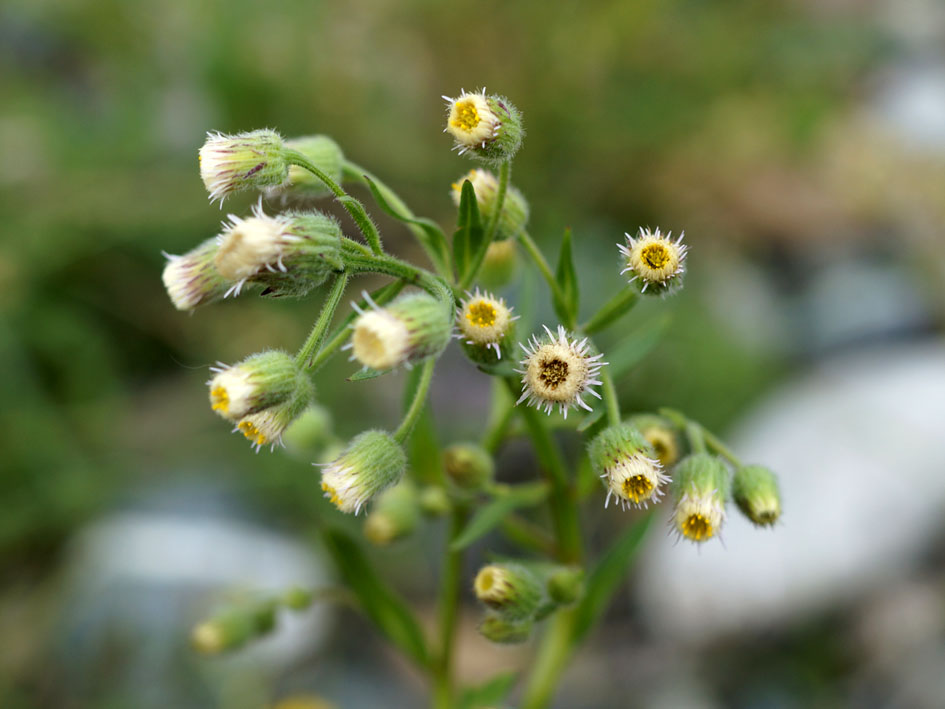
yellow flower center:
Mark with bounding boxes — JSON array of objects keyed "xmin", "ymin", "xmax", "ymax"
[
  {"xmin": 321, "ymin": 481, "xmax": 341, "ymax": 507},
  {"xmin": 622, "ymin": 475, "xmax": 654, "ymax": 503},
  {"xmin": 466, "ymin": 301, "xmax": 498, "ymax": 328},
  {"xmin": 538, "ymin": 358, "xmax": 569, "ymax": 390},
  {"xmin": 474, "ymin": 567, "xmax": 495, "ymax": 595},
  {"xmin": 641, "ymin": 243, "xmax": 670, "ymax": 270},
  {"xmin": 683, "ymin": 514, "xmax": 713, "ymax": 541},
  {"xmin": 451, "ymin": 100, "xmax": 481, "ymax": 132},
  {"xmin": 238, "ymin": 420, "xmax": 267, "ymax": 445},
  {"xmin": 210, "ymin": 386, "xmax": 230, "ymax": 413}
]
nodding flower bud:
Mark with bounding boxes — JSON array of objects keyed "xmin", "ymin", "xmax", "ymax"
[
  {"xmin": 199, "ymin": 129, "xmax": 289, "ymax": 204},
  {"xmin": 473, "ymin": 562, "xmax": 545, "ymax": 621},
  {"xmin": 626, "ymin": 414, "xmax": 682, "ymax": 468},
  {"xmin": 671, "ymin": 454, "xmax": 731, "ymax": 544},
  {"xmin": 349, "ymin": 291, "xmax": 452, "ymax": 371},
  {"xmin": 589, "ymin": 423, "xmax": 670, "ymax": 510},
  {"xmin": 234, "ymin": 383, "xmax": 313, "ymax": 451},
  {"xmin": 418, "ymin": 486, "xmax": 451, "ymax": 517},
  {"xmin": 264, "ymin": 135, "xmax": 344, "ymax": 205},
  {"xmin": 546, "ymin": 566, "xmax": 584, "ymax": 606},
  {"xmin": 162, "ymin": 239, "xmax": 232, "ymax": 311},
  {"xmin": 443, "ymin": 89, "xmax": 523, "ymax": 163},
  {"xmin": 319, "ymin": 430, "xmax": 407, "ymax": 515},
  {"xmin": 364, "ymin": 480, "xmax": 420, "ymax": 545},
  {"xmin": 214, "ymin": 202, "xmax": 343, "ymax": 299},
  {"xmin": 443, "ymin": 442, "xmax": 494, "ymax": 490},
  {"xmin": 618, "ymin": 227, "xmax": 688, "ymax": 296},
  {"xmin": 450, "ymin": 169, "xmax": 529, "ymax": 241},
  {"xmin": 191, "ymin": 600, "xmax": 277, "ymax": 654},
  {"xmin": 733, "ymin": 464, "xmax": 782, "ymax": 527},
  {"xmin": 208, "ymin": 350, "xmax": 305, "ymax": 421},
  {"xmin": 456, "ymin": 289, "xmax": 517, "ymax": 364},
  {"xmin": 478, "ymin": 611, "xmax": 533, "ymax": 645},
  {"xmin": 516, "ymin": 325, "xmax": 606, "ymax": 418},
  {"xmin": 479, "ymin": 239, "xmax": 518, "ymax": 289}
]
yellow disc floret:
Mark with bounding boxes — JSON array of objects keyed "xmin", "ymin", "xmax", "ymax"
[
  {"xmin": 444, "ymin": 90, "xmax": 501, "ymax": 150},
  {"xmin": 619, "ymin": 227, "xmax": 688, "ymax": 295},
  {"xmin": 457, "ymin": 289, "xmax": 515, "ymax": 357}
]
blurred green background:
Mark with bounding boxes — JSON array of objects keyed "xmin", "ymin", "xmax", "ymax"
[{"xmin": 3, "ymin": 1, "xmax": 945, "ymax": 707}]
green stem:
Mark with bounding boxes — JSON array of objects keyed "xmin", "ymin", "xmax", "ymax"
[
  {"xmin": 581, "ymin": 288, "xmax": 639, "ymax": 335},
  {"xmin": 518, "ymin": 230, "xmax": 569, "ymax": 316},
  {"xmin": 394, "ymin": 358, "xmax": 436, "ymax": 444},
  {"xmin": 458, "ymin": 160, "xmax": 510, "ymax": 290},
  {"xmin": 701, "ymin": 426, "xmax": 743, "ymax": 467},
  {"xmin": 599, "ymin": 368, "xmax": 621, "ymax": 427},
  {"xmin": 520, "ymin": 609, "xmax": 576, "ymax": 709},
  {"xmin": 285, "ymin": 149, "xmax": 384, "ymax": 255},
  {"xmin": 432, "ymin": 506, "xmax": 467, "ymax": 709},
  {"xmin": 480, "ymin": 380, "xmax": 515, "ymax": 454},
  {"xmin": 686, "ymin": 422, "xmax": 707, "ymax": 454},
  {"xmin": 295, "ymin": 273, "xmax": 349, "ymax": 368},
  {"xmin": 344, "ymin": 252, "xmax": 453, "ymax": 308}
]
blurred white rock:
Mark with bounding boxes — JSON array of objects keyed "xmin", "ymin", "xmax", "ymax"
[{"xmin": 637, "ymin": 341, "xmax": 945, "ymax": 643}]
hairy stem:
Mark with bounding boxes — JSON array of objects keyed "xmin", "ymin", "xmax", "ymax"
[
  {"xmin": 520, "ymin": 610, "xmax": 576, "ymax": 709},
  {"xmin": 518, "ymin": 230, "xmax": 569, "ymax": 314},
  {"xmin": 295, "ymin": 273, "xmax": 349, "ymax": 368},
  {"xmin": 394, "ymin": 358, "xmax": 436, "ymax": 444},
  {"xmin": 432, "ymin": 506, "xmax": 467, "ymax": 709},
  {"xmin": 599, "ymin": 368, "xmax": 621, "ymax": 427}
]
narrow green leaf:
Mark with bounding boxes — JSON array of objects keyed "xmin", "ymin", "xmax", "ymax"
[
  {"xmin": 363, "ymin": 175, "xmax": 451, "ymax": 275},
  {"xmin": 475, "ymin": 360, "xmax": 518, "ymax": 379},
  {"xmin": 347, "ymin": 366, "xmax": 391, "ymax": 382},
  {"xmin": 570, "ymin": 512, "xmax": 653, "ymax": 645},
  {"xmin": 608, "ymin": 314, "xmax": 671, "ymax": 379},
  {"xmin": 459, "ymin": 672, "xmax": 519, "ymax": 709},
  {"xmin": 452, "ymin": 180, "xmax": 484, "ymax": 282},
  {"xmin": 553, "ymin": 227, "xmax": 579, "ymax": 326},
  {"xmin": 451, "ymin": 482, "xmax": 549, "ymax": 551},
  {"xmin": 583, "ymin": 288, "xmax": 639, "ymax": 335},
  {"xmin": 321, "ymin": 528, "xmax": 429, "ymax": 666},
  {"xmin": 576, "ymin": 409, "xmax": 603, "ymax": 433}
]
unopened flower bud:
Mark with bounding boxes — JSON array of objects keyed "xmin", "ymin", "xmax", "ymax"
[
  {"xmin": 478, "ymin": 610, "xmax": 533, "ymax": 644},
  {"xmin": 589, "ymin": 423, "xmax": 669, "ymax": 510},
  {"xmin": 208, "ymin": 350, "xmax": 303, "ymax": 421},
  {"xmin": 473, "ymin": 562, "xmax": 544, "ymax": 620},
  {"xmin": 479, "ymin": 239, "xmax": 519, "ymax": 289},
  {"xmin": 443, "ymin": 89, "xmax": 523, "ymax": 163},
  {"xmin": 443, "ymin": 442, "xmax": 494, "ymax": 490},
  {"xmin": 364, "ymin": 480, "xmax": 420, "ymax": 545},
  {"xmin": 456, "ymin": 289, "xmax": 517, "ymax": 364},
  {"xmin": 626, "ymin": 414, "xmax": 682, "ymax": 468},
  {"xmin": 671, "ymin": 454, "xmax": 731, "ymax": 543},
  {"xmin": 450, "ymin": 169, "xmax": 529, "ymax": 241},
  {"xmin": 418, "ymin": 486, "xmax": 451, "ymax": 517},
  {"xmin": 265, "ymin": 135, "xmax": 344, "ymax": 205},
  {"xmin": 546, "ymin": 566, "xmax": 584, "ymax": 606},
  {"xmin": 235, "ymin": 384, "xmax": 313, "ymax": 451},
  {"xmin": 162, "ymin": 239, "xmax": 233, "ymax": 311},
  {"xmin": 349, "ymin": 292, "xmax": 452, "ymax": 371},
  {"xmin": 214, "ymin": 202, "xmax": 343, "ymax": 299},
  {"xmin": 618, "ymin": 227, "xmax": 688, "ymax": 296},
  {"xmin": 191, "ymin": 600, "xmax": 277, "ymax": 654},
  {"xmin": 733, "ymin": 464, "xmax": 782, "ymax": 527},
  {"xmin": 319, "ymin": 430, "xmax": 407, "ymax": 515},
  {"xmin": 199, "ymin": 129, "xmax": 289, "ymax": 204}
]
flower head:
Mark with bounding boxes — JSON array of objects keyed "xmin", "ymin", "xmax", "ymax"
[
  {"xmin": 264, "ymin": 135, "xmax": 344, "ymax": 205},
  {"xmin": 671, "ymin": 453, "xmax": 731, "ymax": 543},
  {"xmin": 363, "ymin": 480, "xmax": 420, "ymax": 545},
  {"xmin": 235, "ymin": 388, "xmax": 312, "ymax": 451},
  {"xmin": 450, "ymin": 169, "xmax": 529, "ymax": 240},
  {"xmin": 456, "ymin": 288, "xmax": 516, "ymax": 363},
  {"xmin": 443, "ymin": 442, "xmax": 494, "ymax": 490},
  {"xmin": 618, "ymin": 227, "xmax": 688, "ymax": 295},
  {"xmin": 479, "ymin": 238, "xmax": 518, "ymax": 289},
  {"xmin": 199, "ymin": 129, "xmax": 289, "ymax": 204},
  {"xmin": 208, "ymin": 350, "xmax": 303, "ymax": 421},
  {"xmin": 478, "ymin": 611, "xmax": 533, "ymax": 644},
  {"xmin": 732, "ymin": 464, "xmax": 782, "ymax": 527},
  {"xmin": 349, "ymin": 291, "xmax": 452, "ymax": 371},
  {"xmin": 473, "ymin": 562, "xmax": 545, "ymax": 620},
  {"xmin": 516, "ymin": 325, "xmax": 606, "ymax": 418},
  {"xmin": 443, "ymin": 89, "xmax": 523, "ymax": 163},
  {"xmin": 589, "ymin": 423, "xmax": 670, "ymax": 510},
  {"xmin": 319, "ymin": 430, "xmax": 407, "ymax": 514},
  {"xmin": 162, "ymin": 239, "xmax": 233, "ymax": 311}
]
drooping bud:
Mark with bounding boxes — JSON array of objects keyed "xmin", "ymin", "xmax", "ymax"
[
  {"xmin": 450, "ymin": 169, "xmax": 529, "ymax": 241},
  {"xmin": 589, "ymin": 423, "xmax": 669, "ymax": 510},
  {"xmin": 626, "ymin": 414, "xmax": 682, "ymax": 468},
  {"xmin": 478, "ymin": 611, "xmax": 533, "ymax": 644},
  {"xmin": 671, "ymin": 454, "xmax": 731, "ymax": 543},
  {"xmin": 443, "ymin": 442, "xmax": 495, "ymax": 490},
  {"xmin": 208, "ymin": 350, "xmax": 304, "ymax": 421},
  {"xmin": 319, "ymin": 430, "xmax": 407, "ymax": 515},
  {"xmin": 191, "ymin": 600, "xmax": 277, "ymax": 654},
  {"xmin": 443, "ymin": 89, "xmax": 523, "ymax": 163},
  {"xmin": 234, "ymin": 383, "xmax": 313, "ymax": 451},
  {"xmin": 214, "ymin": 202, "xmax": 343, "ymax": 299},
  {"xmin": 478, "ymin": 239, "xmax": 519, "ymax": 290},
  {"xmin": 473, "ymin": 562, "xmax": 545, "ymax": 621},
  {"xmin": 364, "ymin": 480, "xmax": 420, "ymax": 545},
  {"xmin": 456, "ymin": 289, "xmax": 517, "ymax": 364},
  {"xmin": 618, "ymin": 227, "xmax": 688, "ymax": 296},
  {"xmin": 162, "ymin": 239, "xmax": 233, "ymax": 311},
  {"xmin": 199, "ymin": 129, "xmax": 289, "ymax": 204},
  {"xmin": 732, "ymin": 464, "xmax": 782, "ymax": 527},
  {"xmin": 349, "ymin": 291, "xmax": 452, "ymax": 371},
  {"xmin": 264, "ymin": 135, "xmax": 344, "ymax": 205}
]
